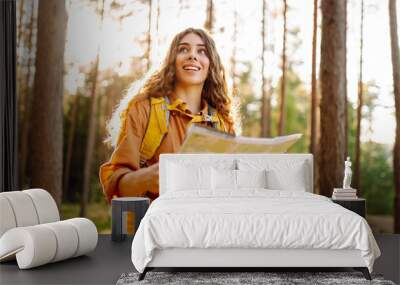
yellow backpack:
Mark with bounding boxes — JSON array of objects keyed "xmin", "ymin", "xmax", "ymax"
[{"xmin": 139, "ymin": 96, "xmax": 226, "ymax": 167}]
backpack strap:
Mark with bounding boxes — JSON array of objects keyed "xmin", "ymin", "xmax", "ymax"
[
  {"xmin": 139, "ymin": 97, "xmax": 170, "ymax": 167},
  {"xmin": 207, "ymin": 105, "xmax": 227, "ymax": 132},
  {"xmin": 191, "ymin": 104, "xmax": 226, "ymax": 132},
  {"xmin": 139, "ymin": 97, "xmax": 227, "ymax": 167},
  {"xmin": 187, "ymin": 105, "xmax": 224, "ymax": 131}
]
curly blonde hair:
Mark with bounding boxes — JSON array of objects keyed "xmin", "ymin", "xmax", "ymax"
[{"xmin": 107, "ymin": 27, "xmax": 239, "ymax": 147}]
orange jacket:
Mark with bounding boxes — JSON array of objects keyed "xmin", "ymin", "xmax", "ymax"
[{"xmin": 99, "ymin": 95, "xmax": 234, "ymax": 203}]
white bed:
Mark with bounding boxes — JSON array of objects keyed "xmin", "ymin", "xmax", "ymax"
[{"xmin": 131, "ymin": 154, "xmax": 380, "ymax": 280}]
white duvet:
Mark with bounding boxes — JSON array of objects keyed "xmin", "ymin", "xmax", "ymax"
[{"xmin": 131, "ymin": 190, "xmax": 380, "ymax": 273}]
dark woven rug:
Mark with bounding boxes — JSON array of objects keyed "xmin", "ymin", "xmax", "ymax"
[{"xmin": 116, "ymin": 271, "xmax": 395, "ymax": 285}]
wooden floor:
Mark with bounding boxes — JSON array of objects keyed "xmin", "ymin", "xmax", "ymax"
[{"xmin": 0, "ymin": 234, "xmax": 398, "ymax": 285}]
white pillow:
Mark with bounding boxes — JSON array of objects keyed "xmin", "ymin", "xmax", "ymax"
[
  {"xmin": 236, "ymin": 169, "xmax": 267, "ymax": 188},
  {"xmin": 238, "ymin": 159, "xmax": 308, "ymax": 192},
  {"xmin": 167, "ymin": 162, "xmax": 211, "ymax": 191},
  {"xmin": 266, "ymin": 165, "xmax": 306, "ymax": 191},
  {"xmin": 212, "ymin": 168, "xmax": 237, "ymax": 190},
  {"xmin": 211, "ymin": 169, "xmax": 268, "ymax": 190}
]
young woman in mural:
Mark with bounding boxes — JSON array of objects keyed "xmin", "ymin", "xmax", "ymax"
[{"xmin": 100, "ymin": 27, "xmax": 238, "ymax": 202}]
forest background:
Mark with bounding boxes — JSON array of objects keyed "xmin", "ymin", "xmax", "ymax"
[{"xmin": 16, "ymin": 0, "xmax": 400, "ymax": 233}]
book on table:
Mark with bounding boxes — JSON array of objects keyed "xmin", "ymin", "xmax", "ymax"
[
  {"xmin": 333, "ymin": 188, "xmax": 357, "ymax": 193},
  {"xmin": 179, "ymin": 125, "xmax": 302, "ymax": 153},
  {"xmin": 332, "ymin": 188, "xmax": 358, "ymax": 200},
  {"xmin": 332, "ymin": 195, "xmax": 359, "ymax": 200}
]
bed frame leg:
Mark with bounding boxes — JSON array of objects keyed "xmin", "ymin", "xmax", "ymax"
[
  {"xmin": 354, "ymin": 267, "xmax": 371, "ymax": 280},
  {"xmin": 138, "ymin": 268, "xmax": 148, "ymax": 281}
]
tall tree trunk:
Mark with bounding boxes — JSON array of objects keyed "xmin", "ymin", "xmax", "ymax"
[
  {"xmin": 261, "ymin": 0, "xmax": 270, "ymax": 137},
  {"xmin": 344, "ymin": 0, "xmax": 348, "ymax": 160},
  {"xmin": 389, "ymin": 0, "xmax": 400, "ymax": 234},
  {"xmin": 178, "ymin": 0, "xmax": 184, "ymax": 18},
  {"xmin": 97, "ymin": 89, "xmax": 110, "ymax": 166},
  {"xmin": 80, "ymin": 60, "xmax": 100, "ymax": 217},
  {"xmin": 205, "ymin": 0, "xmax": 213, "ymax": 33},
  {"xmin": 29, "ymin": 0, "xmax": 67, "ymax": 208},
  {"xmin": 354, "ymin": 0, "xmax": 364, "ymax": 194},
  {"xmin": 278, "ymin": 0, "xmax": 287, "ymax": 136},
  {"xmin": 310, "ymin": 0, "xmax": 319, "ymax": 193},
  {"xmin": 146, "ymin": 0, "xmax": 152, "ymax": 71},
  {"xmin": 19, "ymin": 0, "xmax": 35, "ymax": 188},
  {"xmin": 63, "ymin": 94, "xmax": 80, "ymax": 200},
  {"xmin": 80, "ymin": 0, "xmax": 105, "ymax": 217},
  {"xmin": 16, "ymin": 0, "xmax": 24, "ymax": 65},
  {"xmin": 156, "ymin": 0, "xmax": 160, "ymax": 34},
  {"xmin": 155, "ymin": 0, "xmax": 160, "ymax": 60},
  {"xmin": 310, "ymin": 0, "xmax": 318, "ymax": 155},
  {"xmin": 231, "ymin": 1, "xmax": 238, "ymax": 96},
  {"xmin": 319, "ymin": 0, "xmax": 347, "ymax": 197},
  {"xmin": 16, "ymin": 0, "xmax": 27, "ymax": 122}
]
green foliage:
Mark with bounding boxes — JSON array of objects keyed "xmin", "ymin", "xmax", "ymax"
[
  {"xmin": 347, "ymin": 102, "xmax": 356, "ymax": 160},
  {"xmin": 347, "ymin": 81, "xmax": 391, "ymax": 215},
  {"xmin": 348, "ymin": 81, "xmax": 380, "ymax": 161},
  {"xmin": 361, "ymin": 142, "xmax": 394, "ymax": 215},
  {"xmin": 61, "ymin": 201, "xmax": 111, "ymax": 233},
  {"xmin": 283, "ymin": 70, "xmax": 309, "ymax": 153},
  {"xmin": 269, "ymin": 69, "xmax": 309, "ymax": 153},
  {"xmin": 236, "ymin": 61, "xmax": 394, "ymax": 216},
  {"xmin": 237, "ymin": 62, "xmax": 261, "ymax": 137},
  {"xmin": 62, "ymin": 64, "xmax": 141, "ymax": 204},
  {"xmin": 63, "ymin": 93, "xmax": 91, "ymax": 202}
]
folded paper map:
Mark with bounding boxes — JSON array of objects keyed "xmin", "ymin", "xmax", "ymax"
[{"xmin": 179, "ymin": 125, "xmax": 302, "ymax": 153}]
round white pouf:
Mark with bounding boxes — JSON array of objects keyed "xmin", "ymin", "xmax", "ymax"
[
  {"xmin": 0, "ymin": 218, "xmax": 98, "ymax": 269},
  {"xmin": 23, "ymin": 188, "xmax": 60, "ymax": 224},
  {"xmin": 0, "ymin": 191, "xmax": 39, "ymax": 227},
  {"xmin": 0, "ymin": 226, "xmax": 57, "ymax": 269},
  {"xmin": 0, "ymin": 196, "xmax": 17, "ymax": 237},
  {"xmin": 42, "ymin": 221, "xmax": 79, "ymax": 262},
  {"xmin": 66, "ymin": 218, "xmax": 98, "ymax": 257}
]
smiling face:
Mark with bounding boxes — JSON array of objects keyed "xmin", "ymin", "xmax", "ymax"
[{"xmin": 174, "ymin": 33, "xmax": 210, "ymax": 88}]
